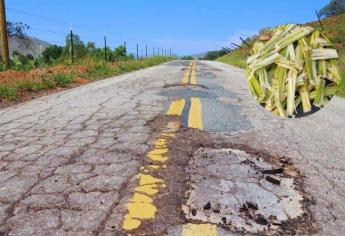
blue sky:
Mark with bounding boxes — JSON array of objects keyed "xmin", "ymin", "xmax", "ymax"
[{"xmin": 6, "ymin": 0, "xmax": 329, "ymax": 55}]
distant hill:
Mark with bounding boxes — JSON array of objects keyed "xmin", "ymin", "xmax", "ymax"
[
  {"xmin": 190, "ymin": 52, "xmax": 207, "ymax": 59},
  {"xmin": 5, "ymin": 36, "xmax": 51, "ymax": 58}
]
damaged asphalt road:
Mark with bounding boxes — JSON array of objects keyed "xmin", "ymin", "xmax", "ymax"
[{"xmin": 0, "ymin": 60, "xmax": 345, "ymax": 235}]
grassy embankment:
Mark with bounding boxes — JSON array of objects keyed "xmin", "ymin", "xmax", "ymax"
[
  {"xmin": 217, "ymin": 13, "xmax": 345, "ymax": 97},
  {"xmin": 0, "ymin": 56, "xmax": 172, "ymax": 104}
]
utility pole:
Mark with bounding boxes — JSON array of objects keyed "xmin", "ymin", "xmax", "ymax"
[
  {"xmin": 104, "ymin": 34, "xmax": 107, "ymax": 61},
  {"xmin": 136, "ymin": 43, "xmax": 139, "ymax": 60},
  {"xmin": 0, "ymin": 0, "xmax": 9, "ymax": 69},
  {"xmin": 70, "ymin": 24, "xmax": 74, "ymax": 64},
  {"xmin": 145, "ymin": 45, "xmax": 147, "ymax": 59}
]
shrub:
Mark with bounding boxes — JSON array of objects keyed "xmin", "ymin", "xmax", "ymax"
[
  {"xmin": 42, "ymin": 45, "xmax": 63, "ymax": 64},
  {"xmin": 41, "ymin": 76, "xmax": 55, "ymax": 89},
  {"xmin": 0, "ymin": 85, "xmax": 17, "ymax": 100},
  {"xmin": 53, "ymin": 73, "xmax": 74, "ymax": 87},
  {"xmin": 181, "ymin": 56, "xmax": 194, "ymax": 60},
  {"xmin": 89, "ymin": 63, "xmax": 114, "ymax": 79},
  {"xmin": 16, "ymin": 80, "xmax": 40, "ymax": 92},
  {"xmin": 11, "ymin": 54, "xmax": 33, "ymax": 71}
]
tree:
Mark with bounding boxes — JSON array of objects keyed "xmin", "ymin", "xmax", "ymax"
[
  {"xmin": 64, "ymin": 34, "xmax": 87, "ymax": 58},
  {"xmin": 26, "ymin": 54, "xmax": 34, "ymax": 60},
  {"xmin": 42, "ymin": 45, "xmax": 63, "ymax": 64},
  {"xmin": 202, "ymin": 51, "xmax": 225, "ymax": 60},
  {"xmin": 181, "ymin": 56, "xmax": 194, "ymax": 60},
  {"xmin": 114, "ymin": 45, "xmax": 126, "ymax": 58},
  {"xmin": 86, "ymin": 41, "xmax": 96, "ymax": 52},
  {"xmin": 6, "ymin": 21, "xmax": 29, "ymax": 38},
  {"xmin": 319, "ymin": 0, "xmax": 345, "ymax": 18}
]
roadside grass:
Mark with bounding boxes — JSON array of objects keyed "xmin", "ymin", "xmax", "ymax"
[
  {"xmin": 0, "ymin": 85, "xmax": 17, "ymax": 101},
  {"xmin": 52, "ymin": 73, "xmax": 74, "ymax": 87},
  {"xmin": 0, "ymin": 56, "xmax": 173, "ymax": 102},
  {"xmin": 216, "ymin": 48, "xmax": 249, "ymax": 69},
  {"xmin": 336, "ymin": 67, "xmax": 345, "ymax": 98}
]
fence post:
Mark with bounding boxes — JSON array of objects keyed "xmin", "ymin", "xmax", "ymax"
[
  {"xmin": 104, "ymin": 34, "xmax": 107, "ymax": 61},
  {"xmin": 70, "ymin": 25, "xmax": 74, "ymax": 64},
  {"xmin": 153, "ymin": 47, "xmax": 155, "ymax": 56},
  {"xmin": 316, "ymin": 10, "xmax": 324, "ymax": 31},
  {"xmin": 240, "ymin": 37, "xmax": 250, "ymax": 47}
]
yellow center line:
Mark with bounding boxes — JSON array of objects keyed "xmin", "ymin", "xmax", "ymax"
[
  {"xmin": 167, "ymin": 98, "xmax": 186, "ymax": 116},
  {"xmin": 182, "ymin": 61, "xmax": 193, "ymax": 84},
  {"xmin": 122, "ymin": 99, "xmax": 184, "ymax": 232},
  {"xmin": 123, "ymin": 59, "xmax": 215, "ymax": 234},
  {"xmin": 181, "ymin": 223, "xmax": 217, "ymax": 236},
  {"xmin": 190, "ymin": 61, "xmax": 197, "ymax": 85},
  {"xmin": 188, "ymin": 97, "xmax": 203, "ymax": 130}
]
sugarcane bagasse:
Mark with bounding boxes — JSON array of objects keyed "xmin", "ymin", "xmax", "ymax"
[{"xmin": 247, "ymin": 24, "xmax": 341, "ymax": 118}]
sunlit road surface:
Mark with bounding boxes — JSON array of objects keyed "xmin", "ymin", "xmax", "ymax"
[{"xmin": 0, "ymin": 60, "xmax": 345, "ymax": 235}]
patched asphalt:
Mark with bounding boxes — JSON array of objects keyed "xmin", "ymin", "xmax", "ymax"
[
  {"xmin": 160, "ymin": 61, "xmax": 253, "ymax": 133},
  {"xmin": 1, "ymin": 60, "xmax": 345, "ymax": 235}
]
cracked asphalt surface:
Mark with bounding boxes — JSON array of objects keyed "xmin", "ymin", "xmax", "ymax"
[{"xmin": 0, "ymin": 60, "xmax": 345, "ymax": 235}]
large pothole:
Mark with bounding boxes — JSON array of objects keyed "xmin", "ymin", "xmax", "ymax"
[{"xmin": 182, "ymin": 147, "xmax": 315, "ymax": 235}]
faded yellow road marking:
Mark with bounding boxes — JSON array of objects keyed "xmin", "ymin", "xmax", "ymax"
[
  {"xmin": 182, "ymin": 61, "xmax": 193, "ymax": 84},
  {"xmin": 181, "ymin": 223, "xmax": 217, "ymax": 236},
  {"xmin": 167, "ymin": 98, "xmax": 185, "ymax": 116},
  {"xmin": 188, "ymin": 97, "xmax": 203, "ymax": 130},
  {"xmin": 122, "ymin": 99, "xmax": 183, "ymax": 231},
  {"xmin": 190, "ymin": 61, "xmax": 197, "ymax": 85},
  {"xmin": 122, "ymin": 122, "xmax": 179, "ymax": 231}
]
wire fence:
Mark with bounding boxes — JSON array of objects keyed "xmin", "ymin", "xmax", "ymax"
[{"xmin": 5, "ymin": 7, "xmax": 174, "ymax": 60}]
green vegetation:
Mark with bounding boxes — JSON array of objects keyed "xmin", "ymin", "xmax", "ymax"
[
  {"xmin": 0, "ymin": 56, "xmax": 173, "ymax": 101},
  {"xmin": 0, "ymin": 21, "xmax": 175, "ymax": 103},
  {"xmin": 217, "ymin": 48, "xmax": 250, "ymax": 69},
  {"xmin": 181, "ymin": 56, "xmax": 194, "ymax": 60},
  {"xmin": 42, "ymin": 45, "xmax": 63, "ymax": 64},
  {"xmin": 52, "ymin": 73, "xmax": 74, "ymax": 87},
  {"xmin": 201, "ymin": 50, "xmax": 228, "ymax": 60},
  {"xmin": 0, "ymin": 85, "xmax": 17, "ymax": 101}
]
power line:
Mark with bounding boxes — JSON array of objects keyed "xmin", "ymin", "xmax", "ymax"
[
  {"xmin": 6, "ymin": 7, "xmax": 107, "ymax": 34},
  {"xmin": 29, "ymin": 27, "xmax": 66, "ymax": 35},
  {"xmin": 6, "ymin": 7, "xmax": 69, "ymax": 25},
  {"xmin": 6, "ymin": 7, "xmax": 172, "ymax": 55}
]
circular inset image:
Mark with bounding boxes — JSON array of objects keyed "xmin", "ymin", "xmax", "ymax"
[{"xmin": 246, "ymin": 24, "xmax": 341, "ymax": 118}]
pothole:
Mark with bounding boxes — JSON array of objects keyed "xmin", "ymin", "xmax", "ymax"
[
  {"xmin": 182, "ymin": 147, "xmax": 315, "ymax": 235},
  {"xmin": 163, "ymin": 83, "xmax": 209, "ymax": 90}
]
